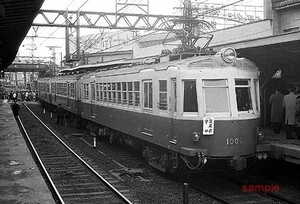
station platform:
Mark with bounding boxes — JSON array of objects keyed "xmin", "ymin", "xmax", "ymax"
[
  {"xmin": 258, "ymin": 127, "xmax": 300, "ymax": 165},
  {"xmin": 0, "ymin": 99, "xmax": 55, "ymax": 204}
]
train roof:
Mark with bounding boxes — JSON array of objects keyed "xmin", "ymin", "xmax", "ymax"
[
  {"xmin": 58, "ymin": 57, "xmax": 159, "ymax": 75},
  {"xmin": 57, "ymin": 48, "xmax": 258, "ymax": 78}
]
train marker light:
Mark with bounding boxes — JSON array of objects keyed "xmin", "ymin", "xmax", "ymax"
[
  {"xmin": 221, "ymin": 47, "xmax": 237, "ymax": 63},
  {"xmin": 257, "ymin": 131, "xmax": 264, "ymax": 140},
  {"xmin": 263, "ymin": 152, "xmax": 268, "ymax": 160}
]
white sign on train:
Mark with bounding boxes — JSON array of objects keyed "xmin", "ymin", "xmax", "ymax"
[{"xmin": 203, "ymin": 117, "xmax": 214, "ymax": 135}]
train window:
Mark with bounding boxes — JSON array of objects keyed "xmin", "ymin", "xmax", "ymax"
[
  {"xmin": 78, "ymin": 83, "xmax": 82, "ymax": 100},
  {"xmin": 108, "ymin": 83, "xmax": 112, "ymax": 102},
  {"xmin": 83, "ymin": 83, "xmax": 89, "ymax": 100},
  {"xmin": 57, "ymin": 83, "xmax": 67, "ymax": 95},
  {"xmin": 143, "ymin": 81, "xmax": 153, "ymax": 109},
  {"xmin": 134, "ymin": 82, "xmax": 140, "ymax": 107},
  {"xmin": 122, "ymin": 82, "xmax": 127, "ymax": 104},
  {"xmin": 183, "ymin": 80, "xmax": 198, "ymax": 112},
  {"xmin": 103, "ymin": 83, "xmax": 107, "ymax": 102},
  {"xmin": 46, "ymin": 83, "xmax": 50, "ymax": 93},
  {"xmin": 96, "ymin": 83, "xmax": 100, "ymax": 101},
  {"xmin": 117, "ymin": 82, "xmax": 121, "ymax": 104},
  {"xmin": 91, "ymin": 83, "xmax": 96, "ymax": 101},
  {"xmin": 128, "ymin": 82, "xmax": 133, "ymax": 106},
  {"xmin": 203, "ymin": 79, "xmax": 229, "ymax": 113},
  {"xmin": 235, "ymin": 79, "xmax": 252, "ymax": 112},
  {"xmin": 158, "ymin": 80, "xmax": 168, "ymax": 110},
  {"xmin": 99, "ymin": 83, "xmax": 103, "ymax": 101},
  {"xmin": 51, "ymin": 83, "xmax": 55, "ymax": 94},
  {"xmin": 112, "ymin": 83, "xmax": 116, "ymax": 103}
]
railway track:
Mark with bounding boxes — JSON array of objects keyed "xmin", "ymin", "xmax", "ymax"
[
  {"xmin": 188, "ymin": 172, "xmax": 299, "ymax": 204},
  {"xmin": 20, "ymin": 102, "xmax": 300, "ymax": 204},
  {"xmin": 18, "ymin": 103, "xmax": 133, "ymax": 204}
]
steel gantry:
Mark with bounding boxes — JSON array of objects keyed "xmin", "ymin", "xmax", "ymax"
[
  {"xmin": 33, "ymin": 9, "xmax": 184, "ymax": 61},
  {"xmin": 33, "ymin": 9, "xmax": 180, "ymax": 31}
]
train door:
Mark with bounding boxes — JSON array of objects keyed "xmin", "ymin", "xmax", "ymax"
[
  {"xmin": 67, "ymin": 83, "xmax": 70, "ymax": 108},
  {"xmin": 76, "ymin": 83, "xmax": 83, "ymax": 115},
  {"xmin": 141, "ymin": 80, "xmax": 154, "ymax": 137},
  {"xmin": 49, "ymin": 83, "xmax": 52, "ymax": 104},
  {"xmin": 54, "ymin": 83, "xmax": 57, "ymax": 102},
  {"xmin": 169, "ymin": 78, "xmax": 177, "ymax": 144},
  {"xmin": 91, "ymin": 82, "xmax": 96, "ymax": 116},
  {"xmin": 73, "ymin": 82, "xmax": 76, "ymax": 109}
]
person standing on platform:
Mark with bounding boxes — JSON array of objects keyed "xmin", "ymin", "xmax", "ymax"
[
  {"xmin": 295, "ymin": 89, "xmax": 300, "ymax": 140},
  {"xmin": 56, "ymin": 104, "xmax": 65, "ymax": 126},
  {"xmin": 282, "ymin": 86, "xmax": 297, "ymax": 139},
  {"xmin": 11, "ymin": 100, "xmax": 20, "ymax": 117},
  {"xmin": 269, "ymin": 88, "xmax": 285, "ymax": 134}
]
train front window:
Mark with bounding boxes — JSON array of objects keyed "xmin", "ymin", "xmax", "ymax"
[
  {"xmin": 235, "ymin": 79, "xmax": 252, "ymax": 112},
  {"xmin": 183, "ymin": 80, "xmax": 198, "ymax": 112},
  {"xmin": 203, "ymin": 79, "xmax": 230, "ymax": 113}
]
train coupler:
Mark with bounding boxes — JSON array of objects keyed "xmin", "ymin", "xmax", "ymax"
[
  {"xmin": 180, "ymin": 149, "xmax": 207, "ymax": 170},
  {"xmin": 228, "ymin": 155, "xmax": 247, "ymax": 171}
]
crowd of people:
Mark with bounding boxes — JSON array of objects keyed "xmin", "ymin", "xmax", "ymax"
[
  {"xmin": 269, "ymin": 85, "xmax": 300, "ymax": 139},
  {"xmin": 2, "ymin": 90, "xmax": 38, "ymax": 102}
]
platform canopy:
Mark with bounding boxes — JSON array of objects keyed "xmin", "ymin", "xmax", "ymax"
[{"xmin": 0, "ymin": 0, "xmax": 44, "ymax": 71}]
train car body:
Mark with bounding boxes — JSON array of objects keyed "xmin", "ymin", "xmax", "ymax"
[{"xmin": 38, "ymin": 48, "xmax": 266, "ymax": 172}]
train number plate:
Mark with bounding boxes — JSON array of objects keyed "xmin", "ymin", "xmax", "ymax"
[{"xmin": 226, "ymin": 138, "xmax": 243, "ymax": 145}]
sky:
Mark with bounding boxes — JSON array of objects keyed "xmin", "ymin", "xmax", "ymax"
[{"xmin": 18, "ymin": 0, "xmax": 263, "ymax": 64}]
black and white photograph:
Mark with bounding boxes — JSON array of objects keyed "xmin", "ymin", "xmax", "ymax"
[{"xmin": 0, "ymin": 0, "xmax": 300, "ymax": 203}]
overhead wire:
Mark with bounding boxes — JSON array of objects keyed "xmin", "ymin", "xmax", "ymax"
[{"xmin": 37, "ymin": 0, "xmax": 90, "ymax": 48}]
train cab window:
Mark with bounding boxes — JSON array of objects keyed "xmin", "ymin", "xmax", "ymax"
[
  {"xmin": 158, "ymin": 80, "xmax": 168, "ymax": 110},
  {"xmin": 235, "ymin": 79, "xmax": 252, "ymax": 112},
  {"xmin": 203, "ymin": 79, "xmax": 229, "ymax": 113},
  {"xmin": 183, "ymin": 80, "xmax": 198, "ymax": 112},
  {"xmin": 128, "ymin": 82, "xmax": 133, "ymax": 106},
  {"xmin": 117, "ymin": 82, "xmax": 121, "ymax": 104},
  {"xmin": 143, "ymin": 81, "xmax": 153, "ymax": 109},
  {"xmin": 134, "ymin": 82, "xmax": 140, "ymax": 107},
  {"xmin": 83, "ymin": 83, "xmax": 89, "ymax": 100},
  {"xmin": 254, "ymin": 79, "xmax": 260, "ymax": 112}
]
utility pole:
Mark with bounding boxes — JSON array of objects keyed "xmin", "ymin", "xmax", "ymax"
[
  {"xmin": 47, "ymin": 46, "xmax": 61, "ymax": 76},
  {"xmin": 168, "ymin": 0, "xmax": 213, "ymax": 52}
]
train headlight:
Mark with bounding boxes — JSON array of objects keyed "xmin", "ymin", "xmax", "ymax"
[
  {"xmin": 221, "ymin": 47, "xmax": 237, "ymax": 63},
  {"xmin": 257, "ymin": 131, "xmax": 264, "ymax": 140},
  {"xmin": 192, "ymin": 132, "xmax": 200, "ymax": 142}
]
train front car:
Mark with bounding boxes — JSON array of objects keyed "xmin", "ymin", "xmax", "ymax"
[{"xmin": 172, "ymin": 48, "xmax": 261, "ymax": 171}]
